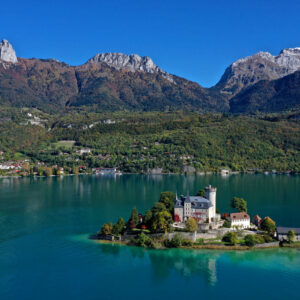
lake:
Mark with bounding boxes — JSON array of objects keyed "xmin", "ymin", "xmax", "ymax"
[{"xmin": 0, "ymin": 174, "xmax": 299, "ymax": 299}]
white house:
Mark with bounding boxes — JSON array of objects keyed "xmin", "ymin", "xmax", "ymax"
[{"xmin": 229, "ymin": 212, "xmax": 250, "ymax": 229}]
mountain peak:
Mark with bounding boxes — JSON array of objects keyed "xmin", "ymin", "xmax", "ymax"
[
  {"xmin": 216, "ymin": 47, "xmax": 300, "ymax": 97},
  {"xmin": 0, "ymin": 39, "xmax": 18, "ymax": 63},
  {"xmin": 87, "ymin": 52, "xmax": 174, "ymax": 82}
]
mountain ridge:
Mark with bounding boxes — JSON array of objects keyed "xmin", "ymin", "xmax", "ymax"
[{"xmin": 0, "ymin": 38, "xmax": 299, "ymax": 114}]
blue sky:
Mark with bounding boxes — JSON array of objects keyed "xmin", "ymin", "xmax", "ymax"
[{"xmin": 1, "ymin": 0, "xmax": 299, "ymax": 87}]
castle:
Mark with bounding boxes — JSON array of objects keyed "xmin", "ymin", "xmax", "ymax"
[{"xmin": 174, "ymin": 185, "xmax": 219, "ymax": 224}]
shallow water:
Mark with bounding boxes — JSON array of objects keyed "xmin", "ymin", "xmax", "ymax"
[{"xmin": 0, "ymin": 174, "xmax": 299, "ymax": 299}]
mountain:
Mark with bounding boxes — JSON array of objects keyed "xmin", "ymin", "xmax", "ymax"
[
  {"xmin": 230, "ymin": 70, "xmax": 300, "ymax": 113},
  {"xmin": 0, "ymin": 39, "xmax": 18, "ymax": 63},
  {"xmin": 214, "ymin": 48, "xmax": 300, "ymax": 97},
  {"xmin": 0, "ymin": 39, "xmax": 299, "ymax": 114},
  {"xmin": 0, "ymin": 40, "xmax": 227, "ymax": 112}
]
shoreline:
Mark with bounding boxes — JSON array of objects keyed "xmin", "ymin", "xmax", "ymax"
[
  {"xmin": 92, "ymin": 238, "xmax": 300, "ymax": 251},
  {"xmin": 0, "ymin": 172, "xmax": 299, "ymax": 179}
]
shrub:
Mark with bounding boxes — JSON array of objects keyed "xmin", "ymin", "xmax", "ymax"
[
  {"xmin": 222, "ymin": 220, "xmax": 231, "ymax": 228},
  {"xmin": 131, "ymin": 233, "xmax": 156, "ymax": 248},
  {"xmin": 222, "ymin": 232, "xmax": 238, "ymax": 245},
  {"xmin": 287, "ymin": 230, "xmax": 295, "ymax": 243},
  {"xmin": 195, "ymin": 238, "xmax": 204, "ymax": 245},
  {"xmin": 244, "ymin": 234, "xmax": 256, "ymax": 247},
  {"xmin": 164, "ymin": 234, "xmax": 185, "ymax": 248},
  {"xmin": 262, "ymin": 234, "xmax": 274, "ymax": 243}
]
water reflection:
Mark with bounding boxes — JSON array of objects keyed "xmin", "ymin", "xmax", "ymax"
[
  {"xmin": 97, "ymin": 242, "xmax": 219, "ymax": 286},
  {"xmin": 96, "ymin": 241, "xmax": 300, "ymax": 287},
  {"xmin": 147, "ymin": 249, "xmax": 219, "ymax": 286}
]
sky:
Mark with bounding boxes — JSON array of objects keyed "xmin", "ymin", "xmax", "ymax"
[{"xmin": 1, "ymin": 0, "xmax": 300, "ymax": 87}]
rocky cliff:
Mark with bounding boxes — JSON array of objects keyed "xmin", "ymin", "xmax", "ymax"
[
  {"xmin": 215, "ymin": 48, "xmax": 300, "ymax": 97},
  {"xmin": 0, "ymin": 39, "xmax": 18, "ymax": 64}
]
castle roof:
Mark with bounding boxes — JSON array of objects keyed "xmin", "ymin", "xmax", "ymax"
[{"xmin": 175, "ymin": 195, "xmax": 212, "ymax": 209}]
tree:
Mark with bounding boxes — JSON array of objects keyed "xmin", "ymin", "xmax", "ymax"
[
  {"xmin": 244, "ymin": 234, "xmax": 256, "ymax": 247},
  {"xmin": 128, "ymin": 206, "xmax": 139, "ymax": 228},
  {"xmin": 185, "ymin": 218, "xmax": 198, "ymax": 232},
  {"xmin": 159, "ymin": 191, "xmax": 175, "ymax": 213},
  {"xmin": 99, "ymin": 222, "xmax": 113, "ymax": 236},
  {"xmin": 144, "ymin": 210, "xmax": 153, "ymax": 227},
  {"xmin": 260, "ymin": 217, "xmax": 276, "ymax": 234},
  {"xmin": 151, "ymin": 202, "xmax": 167, "ymax": 214},
  {"xmin": 112, "ymin": 217, "xmax": 126, "ymax": 235},
  {"xmin": 222, "ymin": 220, "xmax": 231, "ymax": 228},
  {"xmin": 151, "ymin": 210, "xmax": 173, "ymax": 233},
  {"xmin": 287, "ymin": 230, "xmax": 295, "ymax": 243},
  {"xmin": 222, "ymin": 232, "xmax": 238, "ymax": 245},
  {"xmin": 231, "ymin": 197, "xmax": 247, "ymax": 212},
  {"xmin": 196, "ymin": 189, "xmax": 205, "ymax": 197}
]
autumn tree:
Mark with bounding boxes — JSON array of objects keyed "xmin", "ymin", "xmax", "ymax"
[
  {"xmin": 260, "ymin": 217, "xmax": 276, "ymax": 234},
  {"xmin": 99, "ymin": 222, "xmax": 113, "ymax": 236},
  {"xmin": 185, "ymin": 218, "xmax": 198, "ymax": 232}
]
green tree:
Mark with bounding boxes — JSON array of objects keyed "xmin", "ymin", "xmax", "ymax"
[
  {"xmin": 151, "ymin": 210, "xmax": 173, "ymax": 233},
  {"xmin": 128, "ymin": 206, "xmax": 139, "ymax": 228},
  {"xmin": 144, "ymin": 210, "xmax": 153, "ymax": 228},
  {"xmin": 112, "ymin": 217, "xmax": 126, "ymax": 235},
  {"xmin": 151, "ymin": 202, "xmax": 167, "ymax": 214},
  {"xmin": 222, "ymin": 232, "xmax": 238, "ymax": 245},
  {"xmin": 260, "ymin": 217, "xmax": 276, "ymax": 234},
  {"xmin": 99, "ymin": 222, "xmax": 113, "ymax": 236},
  {"xmin": 185, "ymin": 218, "xmax": 198, "ymax": 232},
  {"xmin": 196, "ymin": 189, "xmax": 205, "ymax": 197},
  {"xmin": 287, "ymin": 230, "xmax": 295, "ymax": 243},
  {"xmin": 159, "ymin": 191, "xmax": 175, "ymax": 214},
  {"xmin": 244, "ymin": 234, "xmax": 256, "ymax": 247},
  {"xmin": 231, "ymin": 197, "xmax": 247, "ymax": 212}
]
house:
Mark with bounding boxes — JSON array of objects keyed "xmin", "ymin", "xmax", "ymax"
[
  {"xmin": 76, "ymin": 148, "xmax": 91, "ymax": 155},
  {"xmin": 276, "ymin": 227, "xmax": 300, "ymax": 242},
  {"xmin": 174, "ymin": 185, "xmax": 220, "ymax": 224},
  {"xmin": 220, "ymin": 169, "xmax": 230, "ymax": 175},
  {"xmin": 252, "ymin": 214, "xmax": 262, "ymax": 227},
  {"xmin": 229, "ymin": 212, "xmax": 250, "ymax": 229}
]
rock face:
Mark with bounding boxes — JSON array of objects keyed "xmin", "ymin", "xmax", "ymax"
[
  {"xmin": 0, "ymin": 39, "xmax": 18, "ymax": 63},
  {"xmin": 215, "ymin": 48, "xmax": 300, "ymax": 97},
  {"xmin": 87, "ymin": 52, "xmax": 174, "ymax": 82},
  {"xmin": 230, "ymin": 70, "xmax": 300, "ymax": 113}
]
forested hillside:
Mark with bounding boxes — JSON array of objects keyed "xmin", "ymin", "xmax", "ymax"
[{"xmin": 1, "ymin": 109, "xmax": 299, "ymax": 174}]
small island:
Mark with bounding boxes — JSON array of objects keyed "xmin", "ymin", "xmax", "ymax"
[{"xmin": 95, "ymin": 185, "xmax": 300, "ymax": 250}]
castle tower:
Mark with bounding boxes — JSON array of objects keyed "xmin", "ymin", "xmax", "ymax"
[
  {"xmin": 184, "ymin": 192, "xmax": 192, "ymax": 221},
  {"xmin": 205, "ymin": 185, "xmax": 217, "ymax": 221}
]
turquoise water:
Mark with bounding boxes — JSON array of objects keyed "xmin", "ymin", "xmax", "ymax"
[{"xmin": 0, "ymin": 174, "xmax": 299, "ymax": 299}]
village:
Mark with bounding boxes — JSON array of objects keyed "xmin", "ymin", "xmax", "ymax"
[{"xmin": 97, "ymin": 185, "xmax": 300, "ymax": 249}]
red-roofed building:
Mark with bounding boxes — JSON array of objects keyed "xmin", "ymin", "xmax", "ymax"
[
  {"xmin": 229, "ymin": 212, "xmax": 250, "ymax": 229},
  {"xmin": 252, "ymin": 215, "xmax": 262, "ymax": 227}
]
